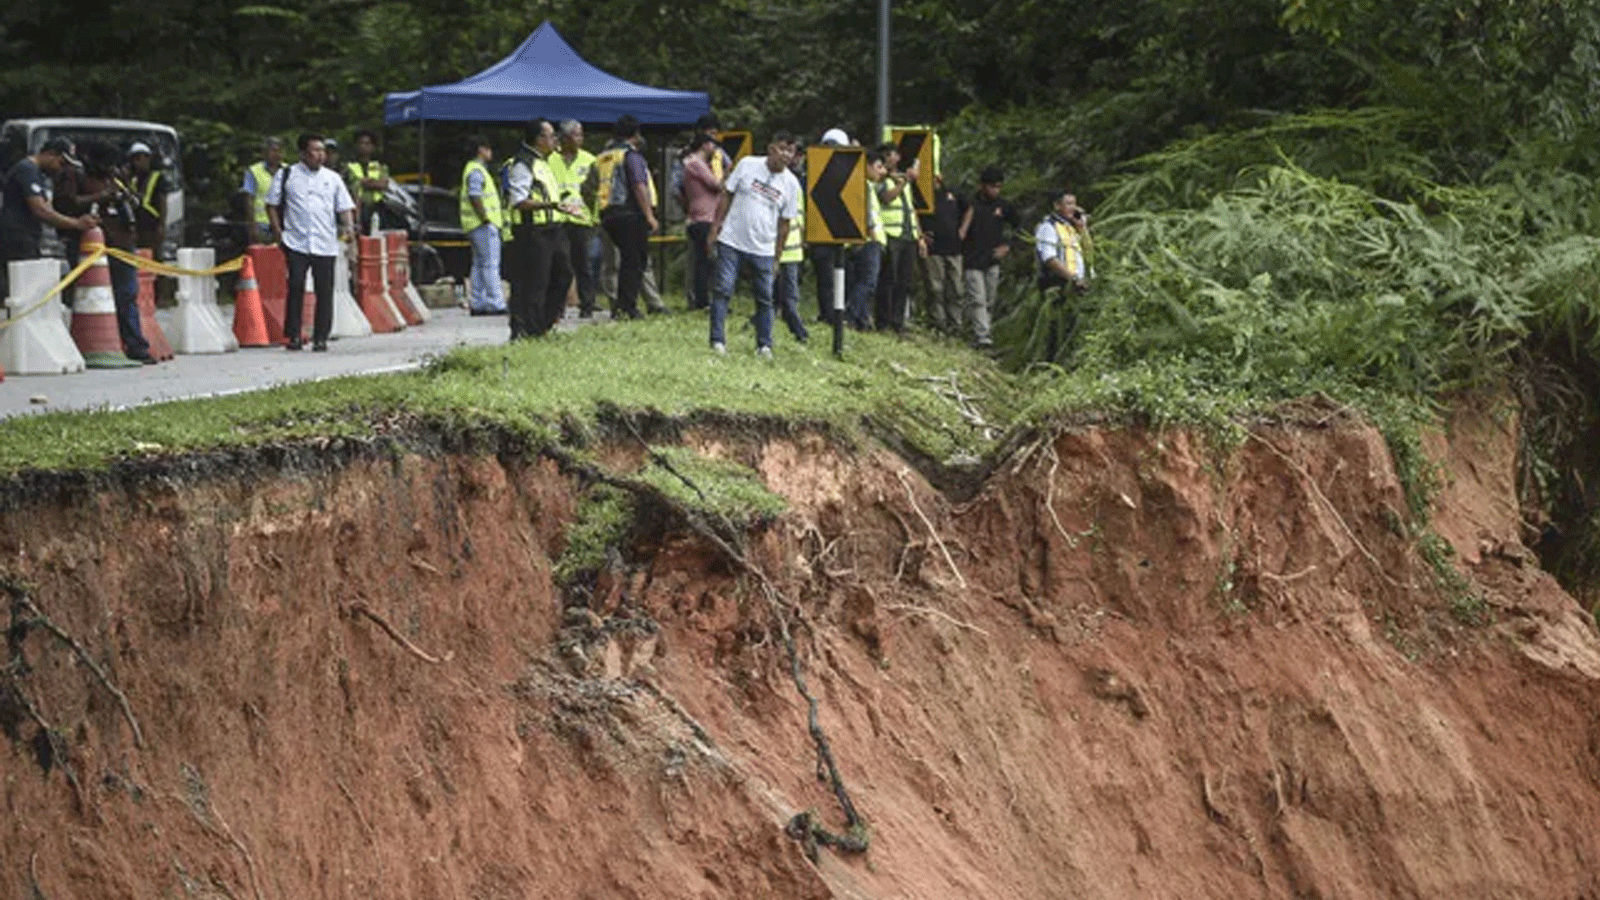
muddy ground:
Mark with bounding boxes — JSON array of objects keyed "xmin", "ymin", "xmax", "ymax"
[{"xmin": 2, "ymin": 401, "xmax": 1598, "ymax": 899}]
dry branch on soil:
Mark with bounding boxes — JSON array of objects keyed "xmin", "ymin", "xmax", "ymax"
[
  {"xmin": 897, "ymin": 469, "xmax": 968, "ymax": 589},
  {"xmin": 348, "ymin": 601, "xmax": 453, "ymax": 665},
  {"xmin": 884, "ymin": 603, "xmax": 989, "ymax": 636},
  {"xmin": 1246, "ymin": 431, "xmax": 1413, "ymax": 590}
]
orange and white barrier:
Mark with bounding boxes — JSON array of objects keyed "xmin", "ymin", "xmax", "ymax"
[
  {"xmin": 357, "ymin": 236, "xmax": 404, "ymax": 333},
  {"xmin": 331, "ymin": 250, "xmax": 371, "ymax": 338},
  {"xmin": 171, "ymin": 247, "xmax": 238, "ymax": 354},
  {"xmin": 378, "ymin": 233, "xmax": 420, "ymax": 327},
  {"xmin": 70, "ymin": 228, "xmax": 142, "ymax": 368},
  {"xmin": 0, "ymin": 258, "xmax": 85, "ymax": 375},
  {"xmin": 384, "ymin": 230, "xmax": 431, "ymax": 324}
]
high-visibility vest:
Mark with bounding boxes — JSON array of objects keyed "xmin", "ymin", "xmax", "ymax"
[
  {"xmin": 526, "ymin": 153, "xmax": 560, "ymax": 227},
  {"xmin": 780, "ymin": 196, "xmax": 804, "ymax": 264},
  {"xmin": 596, "ymin": 145, "xmax": 656, "ymax": 214},
  {"xmin": 132, "ymin": 170, "xmax": 163, "ymax": 219},
  {"xmin": 878, "ymin": 179, "xmax": 920, "ymax": 241},
  {"xmin": 248, "ymin": 161, "xmax": 278, "ymax": 228},
  {"xmin": 458, "ymin": 158, "xmax": 502, "ymax": 233},
  {"xmin": 547, "ymin": 149, "xmax": 596, "ymax": 226},
  {"xmin": 345, "ymin": 159, "xmax": 389, "ymax": 206},
  {"xmin": 1042, "ymin": 216, "xmax": 1086, "ymax": 283},
  {"xmin": 866, "ymin": 179, "xmax": 885, "ymax": 245}
]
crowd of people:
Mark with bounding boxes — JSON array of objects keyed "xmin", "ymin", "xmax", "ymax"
[
  {"xmin": 440, "ymin": 112, "xmax": 1095, "ymax": 356},
  {"xmin": 0, "ymin": 137, "xmax": 172, "ymax": 363},
  {"xmin": 1, "ymin": 113, "xmax": 1094, "ymax": 365}
]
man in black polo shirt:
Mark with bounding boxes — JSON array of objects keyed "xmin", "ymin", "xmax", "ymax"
[
  {"xmin": 959, "ymin": 166, "xmax": 1020, "ymax": 348},
  {"xmin": 1, "ymin": 138, "xmax": 97, "ymax": 299},
  {"xmin": 919, "ymin": 173, "xmax": 966, "ymax": 335}
]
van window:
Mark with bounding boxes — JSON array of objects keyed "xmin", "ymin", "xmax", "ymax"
[
  {"xmin": 32, "ymin": 126, "xmax": 182, "ymax": 188},
  {"xmin": 0, "ymin": 124, "xmax": 25, "ymax": 173}
]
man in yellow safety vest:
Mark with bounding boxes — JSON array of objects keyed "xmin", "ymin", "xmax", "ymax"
[
  {"xmin": 345, "ymin": 129, "xmax": 390, "ymax": 232},
  {"xmin": 127, "ymin": 141, "xmax": 168, "ymax": 255},
  {"xmin": 240, "ymin": 136, "xmax": 283, "ymax": 244},
  {"xmin": 547, "ymin": 120, "xmax": 598, "ymax": 316},
  {"xmin": 459, "ymin": 135, "xmax": 506, "ymax": 315}
]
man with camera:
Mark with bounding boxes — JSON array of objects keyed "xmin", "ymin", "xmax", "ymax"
[{"xmin": 53, "ymin": 140, "xmax": 156, "ymax": 362}]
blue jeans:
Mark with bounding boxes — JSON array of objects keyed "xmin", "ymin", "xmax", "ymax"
[
  {"xmin": 847, "ymin": 241, "xmax": 882, "ymax": 329},
  {"xmin": 108, "ymin": 254, "xmax": 150, "ymax": 357},
  {"xmin": 468, "ymin": 224, "xmax": 505, "ymax": 312},
  {"xmin": 774, "ymin": 261, "xmax": 809, "ymax": 342},
  {"xmin": 710, "ymin": 243, "xmax": 775, "ymax": 349}
]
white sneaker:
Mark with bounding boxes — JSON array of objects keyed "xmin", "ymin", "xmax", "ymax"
[
  {"xmin": 756, "ymin": 346, "xmax": 773, "ymax": 360},
  {"xmin": 712, "ymin": 342, "xmax": 727, "ymax": 355}
]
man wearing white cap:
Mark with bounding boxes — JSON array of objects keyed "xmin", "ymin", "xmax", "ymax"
[
  {"xmin": 808, "ymin": 127, "xmax": 851, "ymax": 324},
  {"xmin": 127, "ymin": 142, "xmax": 168, "ymax": 255}
]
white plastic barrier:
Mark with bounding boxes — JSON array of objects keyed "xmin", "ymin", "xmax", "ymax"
[
  {"xmin": 1, "ymin": 258, "xmax": 86, "ymax": 375},
  {"xmin": 331, "ymin": 251, "xmax": 372, "ymax": 339},
  {"xmin": 171, "ymin": 248, "xmax": 238, "ymax": 354}
]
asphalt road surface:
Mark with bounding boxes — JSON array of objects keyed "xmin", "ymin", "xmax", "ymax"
[{"xmin": 0, "ymin": 305, "xmax": 532, "ymax": 420}]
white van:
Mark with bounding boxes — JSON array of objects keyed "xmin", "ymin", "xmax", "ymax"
[{"xmin": 0, "ymin": 117, "xmax": 184, "ymax": 259}]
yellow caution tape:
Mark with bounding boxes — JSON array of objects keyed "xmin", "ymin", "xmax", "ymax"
[
  {"xmin": 0, "ymin": 249, "xmax": 107, "ymax": 332},
  {"xmin": 0, "ymin": 248, "xmax": 243, "ymax": 332},
  {"xmin": 102, "ymin": 247, "xmax": 244, "ymax": 278}
]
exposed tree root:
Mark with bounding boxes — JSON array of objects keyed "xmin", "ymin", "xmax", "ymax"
[
  {"xmin": 348, "ymin": 601, "xmax": 453, "ymax": 665},
  {"xmin": 7, "ymin": 588, "xmax": 145, "ymax": 750},
  {"xmin": 550, "ymin": 418, "xmax": 871, "ymax": 861}
]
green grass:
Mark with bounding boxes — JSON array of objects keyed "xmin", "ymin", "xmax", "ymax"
[{"xmin": 0, "ymin": 315, "xmax": 1020, "ymax": 475}]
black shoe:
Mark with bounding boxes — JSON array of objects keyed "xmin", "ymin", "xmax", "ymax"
[
  {"xmin": 470, "ymin": 307, "xmax": 507, "ymax": 317},
  {"xmin": 128, "ymin": 352, "xmax": 157, "ymax": 365},
  {"xmin": 286, "ymin": 339, "xmax": 302, "ymax": 351},
  {"xmin": 312, "ymin": 341, "xmax": 328, "ymax": 352}
]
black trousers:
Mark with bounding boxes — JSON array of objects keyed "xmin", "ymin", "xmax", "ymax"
[
  {"xmin": 511, "ymin": 222, "xmax": 572, "ymax": 338},
  {"xmin": 809, "ymin": 243, "xmax": 839, "ymax": 324},
  {"xmin": 539, "ymin": 224, "xmax": 573, "ymax": 334},
  {"xmin": 600, "ymin": 210, "xmax": 647, "ymax": 318},
  {"xmin": 876, "ymin": 238, "xmax": 918, "ymax": 332},
  {"xmin": 686, "ymin": 221, "xmax": 713, "ymax": 310},
  {"xmin": 284, "ymin": 247, "xmax": 335, "ymax": 344},
  {"xmin": 562, "ymin": 223, "xmax": 596, "ymax": 314}
]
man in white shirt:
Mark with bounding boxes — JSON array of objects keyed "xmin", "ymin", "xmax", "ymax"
[
  {"xmin": 707, "ymin": 131, "xmax": 801, "ymax": 357},
  {"xmin": 1034, "ymin": 190, "xmax": 1091, "ymax": 294},
  {"xmin": 267, "ymin": 133, "xmax": 356, "ymax": 351}
]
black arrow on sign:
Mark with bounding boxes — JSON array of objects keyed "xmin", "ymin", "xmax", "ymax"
[
  {"xmin": 895, "ymin": 131, "xmax": 929, "ymax": 210},
  {"xmin": 811, "ymin": 152, "xmax": 863, "ymax": 241}
]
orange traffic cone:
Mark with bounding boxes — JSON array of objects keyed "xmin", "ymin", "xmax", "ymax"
[
  {"xmin": 232, "ymin": 254, "xmax": 272, "ymax": 348},
  {"xmin": 70, "ymin": 228, "xmax": 142, "ymax": 369},
  {"xmin": 135, "ymin": 249, "xmax": 175, "ymax": 360}
]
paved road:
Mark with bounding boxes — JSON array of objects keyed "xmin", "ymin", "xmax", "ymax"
[{"xmin": 0, "ymin": 305, "xmax": 521, "ymax": 420}]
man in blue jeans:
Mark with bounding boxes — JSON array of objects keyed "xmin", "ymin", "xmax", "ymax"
[
  {"xmin": 707, "ymin": 131, "xmax": 801, "ymax": 357},
  {"xmin": 846, "ymin": 149, "xmax": 888, "ymax": 330}
]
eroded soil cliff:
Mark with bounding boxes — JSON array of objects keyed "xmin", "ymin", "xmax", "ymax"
[{"xmin": 3, "ymin": 403, "xmax": 1599, "ymax": 899}]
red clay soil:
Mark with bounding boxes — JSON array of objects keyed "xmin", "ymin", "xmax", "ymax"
[{"xmin": 2, "ymin": 401, "xmax": 1598, "ymax": 899}]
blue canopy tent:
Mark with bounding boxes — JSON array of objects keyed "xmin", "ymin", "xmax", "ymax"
[{"xmin": 383, "ymin": 21, "xmax": 710, "ymax": 126}]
